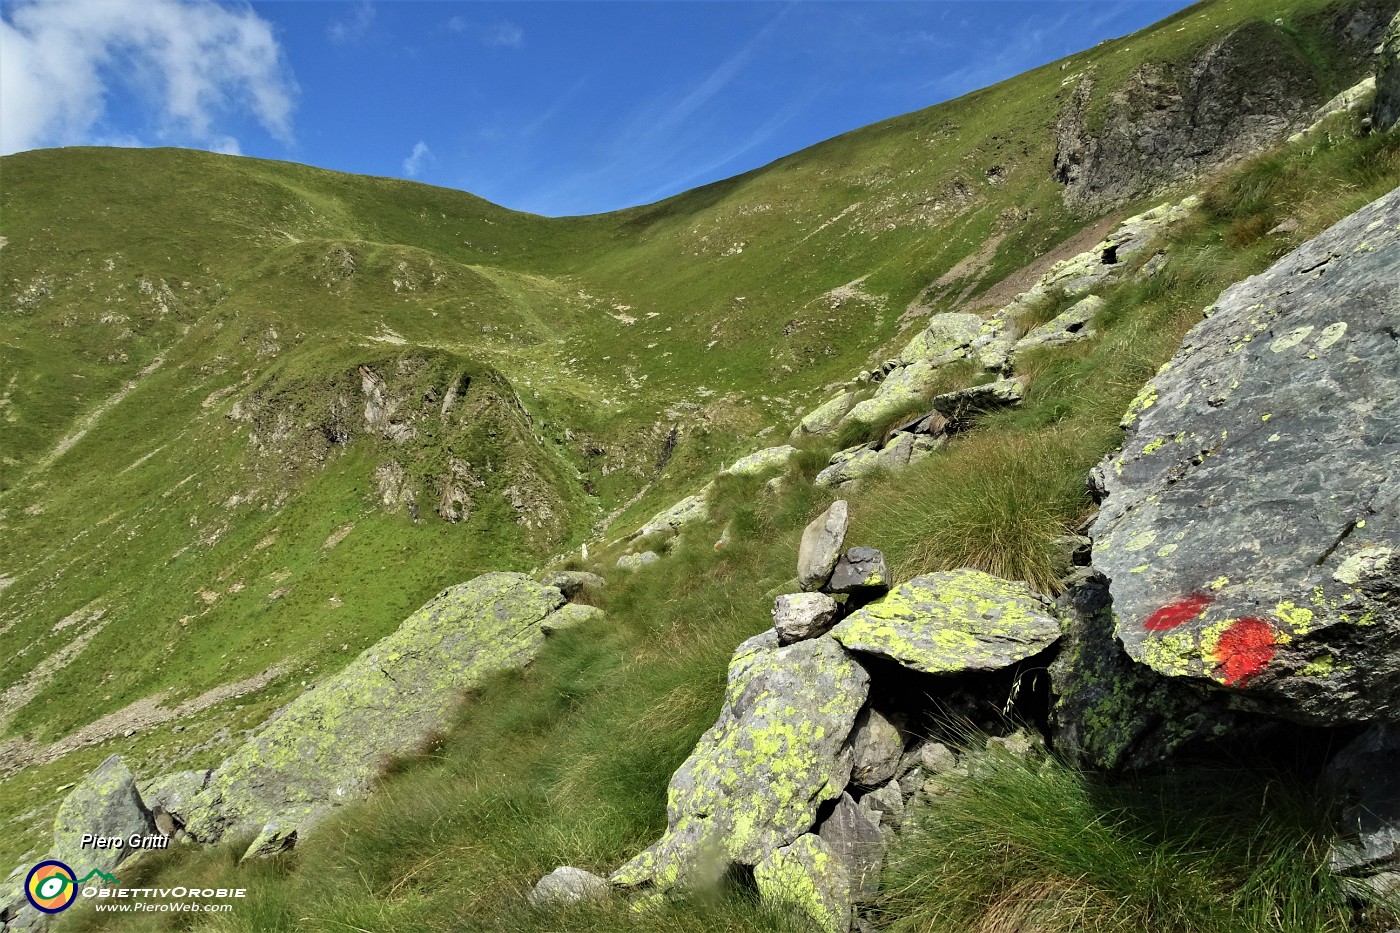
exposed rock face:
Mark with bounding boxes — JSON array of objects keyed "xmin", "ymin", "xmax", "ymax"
[
  {"xmin": 635, "ymin": 493, "xmax": 709, "ymax": 539},
  {"xmin": 798, "ymin": 501, "xmax": 849, "ymax": 591},
  {"xmin": 53, "ymin": 755, "xmax": 154, "ymax": 874},
  {"xmin": 793, "ymin": 392, "xmax": 857, "ymax": 438},
  {"xmin": 527, "ymin": 866, "xmax": 610, "ymax": 907},
  {"xmin": 1014, "ymin": 295, "xmax": 1104, "ymax": 356},
  {"xmin": 611, "ymin": 634, "xmax": 868, "ymax": 890},
  {"xmin": 1091, "ymin": 188, "xmax": 1400, "ymax": 724},
  {"xmin": 182, "ymin": 573, "xmax": 564, "ymax": 852},
  {"xmin": 773, "ymin": 592, "xmax": 842, "ymax": 644},
  {"xmin": 721, "ymin": 445, "xmax": 797, "ymax": 477},
  {"xmin": 617, "ymin": 551, "xmax": 660, "ymax": 571},
  {"xmin": 928, "ymin": 377, "xmax": 1025, "ymax": 431},
  {"xmin": 1377, "ymin": 11, "xmax": 1400, "ymax": 130},
  {"xmin": 754, "ymin": 834, "xmax": 851, "ymax": 933},
  {"xmin": 843, "ymin": 361, "xmax": 940, "ymax": 427},
  {"xmin": 1054, "ymin": 22, "xmax": 1324, "ymax": 209},
  {"xmin": 831, "ymin": 570, "xmax": 1061, "ymax": 675},
  {"xmin": 896, "ymin": 313, "xmax": 987, "ymax": 367},
  {"xmin": 140, "ymin": 769, "xmax": 211, "ymax": 829},
  {"xmin": 1049, "ymin": 574, "xmax": 1235, "ymax": 771}
]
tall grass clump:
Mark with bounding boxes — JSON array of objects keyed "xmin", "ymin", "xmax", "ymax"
[
  {"xmin": 878, "ymin": 749, "xmax": 1365, "ymax": 933},
  {"xmin": 851, "ymin": 426, "xmax": 1097, "ymax": 592}
]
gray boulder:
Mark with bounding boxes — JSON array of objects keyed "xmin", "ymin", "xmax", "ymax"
[
  {"xmin": 541, "ymin": 603, "xmax": 605, "ymax": 635},
  {"xmin": 831, "ymin": 570, "xmax": 1061, "ymax": 675},
  {"xmin": 772, "ymin": 592, "xmax": 841, "ymax": 644},
  {"xmin": 182, "ymin": 573, "xmax": 564, "ymax": 854},
  {"xmin": 897, "ymin": 313, "xmax": 986, "ymax": 367},
  {"xmin": 539, "ymin": 570, "xmax": 604, "ymax": 599},
  {"xmin": 793, "ymin": 392, "xmax": 857, "ymax": 438},
  {"xmin": 1013, "ymin": 295, "xmax": 1104, "ymax": 355},
  {"xmin": 814, "ymin": 434, "xmax": 942, "ymax": 488},
  {"xmin": 848, "ymin": 707, "xmax": 903, "ymax": 787},
  {"xmin": 721, "ymin": 445, "xmax": 797, "ymax": 477},
  {"xmin": 827, "ymin": 548, "xmax": 890, "ymax": 596},
  {"xmin": 53, "ymin": 755, "xmax": 155, "ymax": 874},
  {"xmin": 1091, "ymin": 187, "xmax": 1400, "ymax": 724},
  {"xmin": 635, "ymin": 493, "xmax": 708, "ymax": 539},
  {"xmin": 1327, "ymin": 724, "xmax": 1400, "ymax": 877},
  {"xmin": 616, "ymin": 551, "xmax": 660, "ymax": 571},
  {"xmin": 527, "ymin": 866, "xmax": 610, "ymax": 907},
  {"xmin": 858, "ymin": 782, "xmax": 905, "ymax": 833},
  {"xmin": 929, "ymin": 377, "xmax": 1025, "ymax": 431},
  {"xmin": 753, "ymin": 834, "xmax": 851, "ymax": 933},
  {"xmin": 841, "ymin": 362, "xmax": 940, "ymax": 427},
  {"xmin": 798, "ymin": 501, "xmax": 849, "ymax": 591},
  {"xmin": 818, "ymin": 792, "xmax": 884, "ymax": 902},
  {"xmin": 1375, "ymin": 10, "xmax": 1400, "ymax": 131},
  {"xmin": 611, "ymin": 635, "xmax": 868, "ymax": 891}
]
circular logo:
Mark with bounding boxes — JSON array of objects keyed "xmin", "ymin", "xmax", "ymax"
[{"xmin": 25, "ymin": 860, "xmax": 78, "ymax": 913}]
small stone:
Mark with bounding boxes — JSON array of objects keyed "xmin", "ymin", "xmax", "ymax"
[
  {"xmin": 818, "ymin": 792, "xmax": 885, "ymax": 901},
  {"xmin": 772, "ymin": 592, "xmax": 841, "ymax": 644},
  {"xmin": 920, "ymin": 742, "xmax": 958, "ymax": 774},
  {"xmin": 826, "ymin": 548, "xmax": 890, "ymax": 596},
  {"xmin": 987, "ymin": 730, "xmax": 1041, "ymax": 759},
  {"xmin": 798, "ymin": 500, "xmax": 849, "ymax": 591},
  {"xmin": 858, "ymin": 782, "xmax": 905, "ymax": 833},
  {"xmin": 849, "ymin": 707, "xmax": 903, "ymax": 787},
  {"xmin": 527, "ymin": 866, "xmax": 609, "ymax": 907}
]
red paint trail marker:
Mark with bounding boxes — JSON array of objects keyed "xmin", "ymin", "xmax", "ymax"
[
  {"xmin": 1213, "ymin": 617, "xmax": 1276, "ymax": 686},
  {"xmin": 1144, "ymin": 593, "xmax": 1213, "ymax": 631}
]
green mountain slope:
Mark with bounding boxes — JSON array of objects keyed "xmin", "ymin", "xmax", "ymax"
[{"xmin": 0, "ymin": 0, "xmax": 1390, "ymax": 879}]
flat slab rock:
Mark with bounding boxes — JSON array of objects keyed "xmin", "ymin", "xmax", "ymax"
[
  {"xmin": 182, "ymin": 572, "xmax": 563, "ymax": 851},
  {"xmin": 1092, "ymin": 188, "xmax": 1400, "ymax": 724},
  {"xmin": 611, "ymin": 633, "xmax": 868, "ymax": 890},
  {"xmin": 830, "ymin": 570, "xmax": 1061, "ymax": 674}
]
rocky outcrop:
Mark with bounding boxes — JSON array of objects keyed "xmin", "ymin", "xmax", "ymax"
[
  {"xmin": 635, "ymin": 492, "xmax": 709, "ymax": 539},
  {"xmin": 52, "ymin": 755, "xmax": 154, "ymax": 874},
  {"xmin": 1377, "ymin": 11, "xmax": 1400, "ymax": 130},
  {"xmin": 720, "ymin": 445, "xmax": 797, "ymax": 477},
  {"xmin": 1090, "ymin": 187, "xmax": 1400, "ymax": 724},
  {"xmin": 182, "ymin": 573, "xmax": 566, "ymax": 854},
  {"xmin": 1054, "ymin": 22, "xmax": 1329, "ymax": 209},
  {"xmin": 830, "ymin": 571, "xmax": 1061, "ymax": 675},
  {"xmin": 610, "ymin": 633, "xmax": 868, "ymax": 891},
  {"xmin": 792, "ymin": 392, "xmax": 857, "ymax": 439}
]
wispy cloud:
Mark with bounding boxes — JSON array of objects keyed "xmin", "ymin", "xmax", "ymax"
[
  {"xmin": 0, "ymin": 0, "xmax": 296, "ymax": 156},
  {"xmin": 329, "ymin": 1, "xmax": 375, "ymax": 46},
  {"xmin": 402, "ymin": 140, "xmax": 433, "ymax": 177},
  {"xmin": 446, "ymin": 16, "xmax": 524, "ymax": 50}
]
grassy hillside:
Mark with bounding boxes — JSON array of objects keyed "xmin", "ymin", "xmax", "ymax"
[{"xmin": 0, "ymin": 0, "xmax": 1391, "ymax": 905}]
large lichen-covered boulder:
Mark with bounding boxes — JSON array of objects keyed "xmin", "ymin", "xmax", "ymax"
[
  {"xmin": 1091, "ymin": 188, "xmax": 1400, "ymax": 724},
  {"xmin": 53, "ymin": 755, "xmax": 155, "ymax": 874},
  {"xmin": 842, "ymin": 362, "xmax": 940, "ymax": 427},
  {"xmin": 792, "ymin": 392, "xmax": 857, "ymax": 439},
  {"xmin": 897, "ymin": 313, "xmax": 985, "ymax": 367},
  {"xmin": 1375, "ymin": 10, "xmax": 1400, "ymax": 131},
  {"xmin": 753, "ymin": 834, "xmax": 852, "ymax": 933},
  {"xmin": 830, "ymin": 570, "xmax": 1061, "ymax": 675},
  {"xmin": 183, "ymin": 573, "xmax": 564, "ymax": 849},
  {"xmin": 611, "ymin": 634, "xmax": 869, "ymax": 891},
  {"xmin": 721, "ymin": 445, "xmax": 797, "ymax": 477},
  {"xmin": 635, "ymin": 491, "xmax": 709, "ymax": 539}
]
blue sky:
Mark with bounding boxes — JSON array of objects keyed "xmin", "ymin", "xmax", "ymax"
[{"xmin": 1, "ymin": 1, "xmax": 1196, "ymax": 216}]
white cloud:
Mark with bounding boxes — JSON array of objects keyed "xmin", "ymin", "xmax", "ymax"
[
  {"xmin": 329, "ymin": 1, "xmax": 375, "ymax": 45},
  {"xmin": 446, "ymin": 16, "xmax": 524, "ymax": 50},
  {"xmin": 0, "ymin": 0, "xmax": 296, "ymax": 156},
  {"xmin": 402, "ymin": 140, "xmax": 432, "ymax": 177}
]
